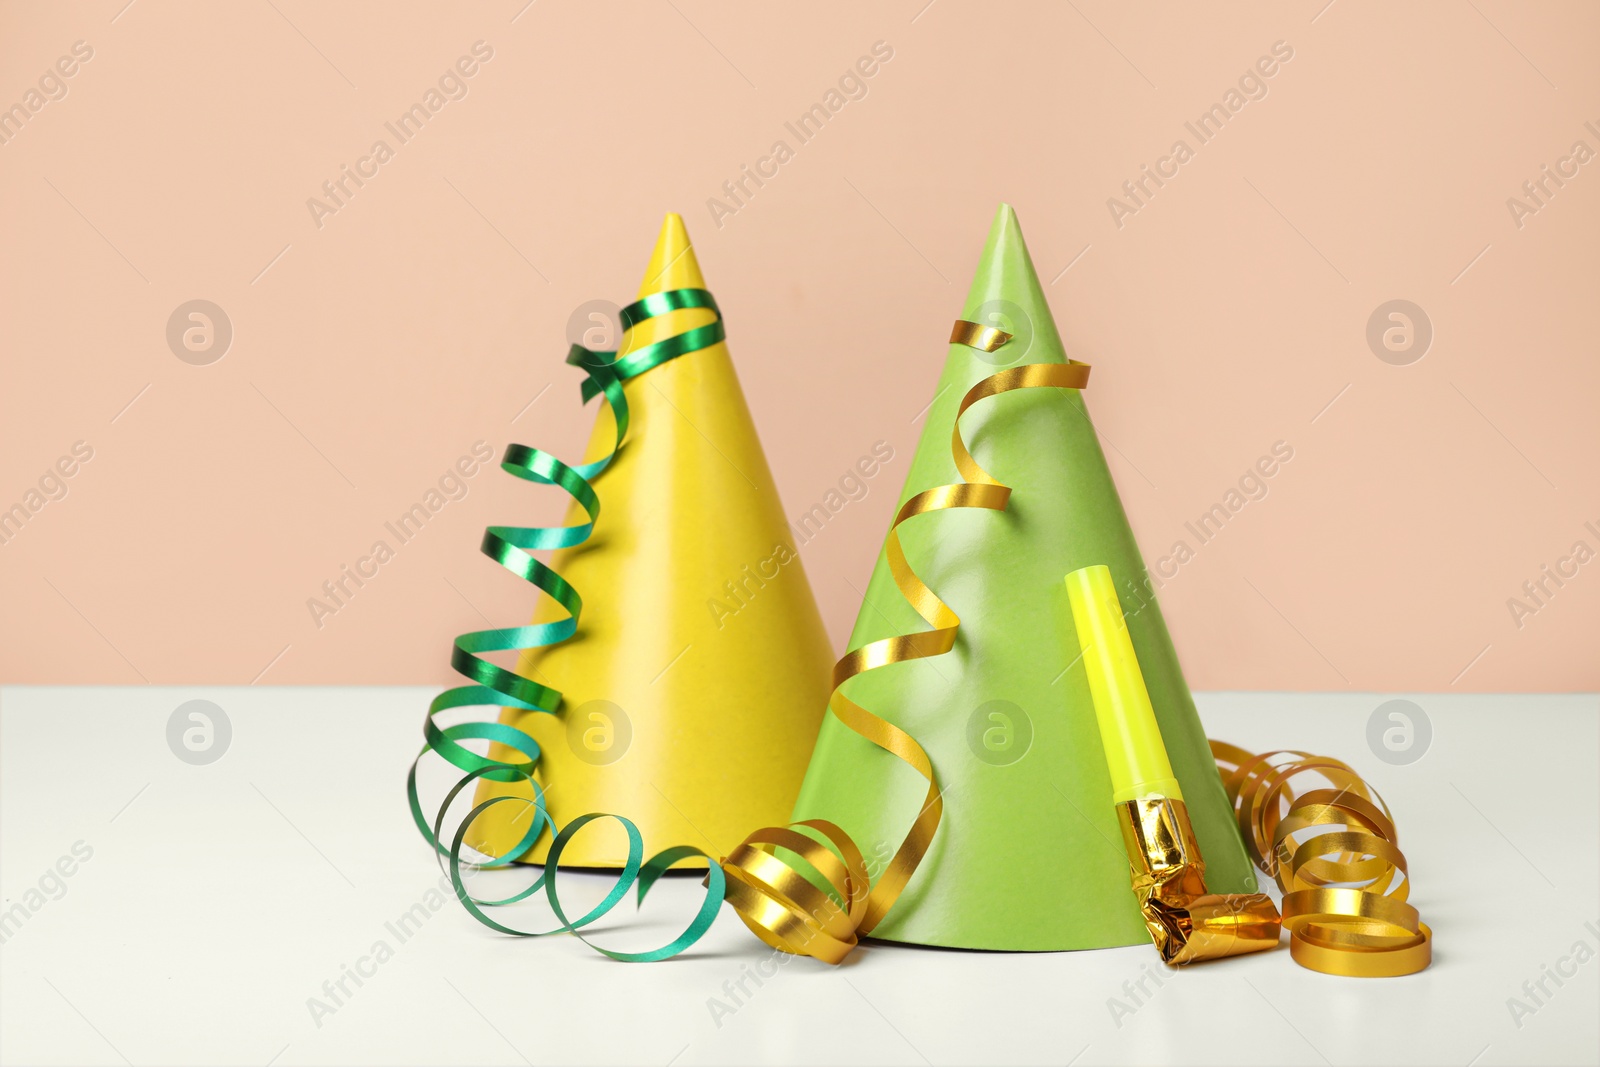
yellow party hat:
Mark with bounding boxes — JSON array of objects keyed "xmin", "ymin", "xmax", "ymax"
[{"xmin": 467, "ymin": 214, "xmax": 834, "ymax": 867}]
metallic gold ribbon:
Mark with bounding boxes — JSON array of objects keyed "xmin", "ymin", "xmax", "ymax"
[
  {"xmin": 1211, "ymin": 741, "xmax": 1432, "ymax": 976},
  {"xmin": 715, "ymin": 324, "xmax": 1092, "ymax": 962}
]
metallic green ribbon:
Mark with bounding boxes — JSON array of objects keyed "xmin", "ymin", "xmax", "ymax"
[{"xmin": 405, "ymin": 289, "xmax": 728, "ymax": 961}]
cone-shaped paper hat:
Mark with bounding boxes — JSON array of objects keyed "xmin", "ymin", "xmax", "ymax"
[
  {"xmin": 789, "ymin": 205, "xmax": 1254, "ymax": 949},
  {"xmin": 469, "ymin": 215, "xmax": 834, "ymax": 867}
]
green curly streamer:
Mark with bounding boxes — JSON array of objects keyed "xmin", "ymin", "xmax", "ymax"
[{"xmin": 405, "ymin": 288, "xmax": 729, "ymax": 961}]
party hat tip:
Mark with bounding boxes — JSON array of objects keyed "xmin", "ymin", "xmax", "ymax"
[{"xmin": 639, "ymin": 212, "xmax": 706, "ymax": 297}]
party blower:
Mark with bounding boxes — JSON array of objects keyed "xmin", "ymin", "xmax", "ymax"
[{"xmin": 1066, "ymin": 564, "xmax": 1281, "ymax": 964}]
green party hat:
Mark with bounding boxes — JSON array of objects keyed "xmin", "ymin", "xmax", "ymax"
[{"xmin": 789, "ymin": 204, "xmax": 1255, "ymax": 950}]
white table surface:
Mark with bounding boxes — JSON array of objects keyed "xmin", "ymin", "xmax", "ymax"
[{"xmin": 1, "ymin": 688, "xmax": 1595, "ymax": 1067}]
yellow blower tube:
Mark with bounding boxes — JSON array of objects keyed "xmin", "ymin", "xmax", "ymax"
[
  {"xmin": 1065, "ymin": 563, "xmax": 1281, "ymax": 965},
  {"xmin": 1065, "ymin": 564, "xmax": 1183, "ymax": 804}
]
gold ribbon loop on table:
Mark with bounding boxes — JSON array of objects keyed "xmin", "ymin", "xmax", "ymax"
[
  {"xmin": 717, "ymin": 321, "xmax": 1091, "ymax": 961},
  {"xmin": 1212, "ymin": 741, "xmax": 1432, "ymax": 977}
]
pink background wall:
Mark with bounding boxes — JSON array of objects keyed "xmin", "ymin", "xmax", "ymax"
[{"xmin": 2, "ymin": 1, "xmax": 1595, "ymax": 690}]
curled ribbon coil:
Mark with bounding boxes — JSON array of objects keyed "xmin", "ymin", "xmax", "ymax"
[
  {"xmin": 406, "ymin": 288, "xmax": 732, "ymax": 962},
  {"xmin": 1211, "ymin": 741, "xmax": 1432, "ymax": 977},
  {"xmin": 715, "ymin": 322, "xmax": 1091, "ymax": 962}
]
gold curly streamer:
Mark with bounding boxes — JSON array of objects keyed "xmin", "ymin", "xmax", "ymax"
[
  {"xmin": 716, "ymin": 322, "xmax": 1091, "ymax": 962},
  {"xmin": 1211, "ymin": 741, "xmax": 1432, "ymax": 977}
]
